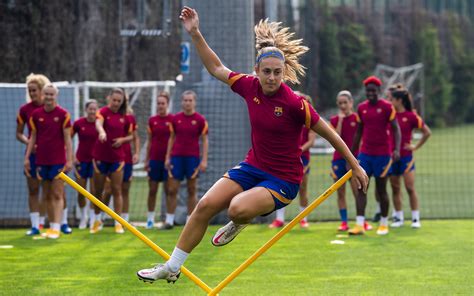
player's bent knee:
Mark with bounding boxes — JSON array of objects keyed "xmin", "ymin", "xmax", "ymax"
[{"xmin": 227, "ymin": 204, "xmax": 251, "ymax": 223}]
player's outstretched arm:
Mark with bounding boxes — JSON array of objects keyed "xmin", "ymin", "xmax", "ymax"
[
  {"xmin": 312, "ymin": 119, "xmax": 369, "ymax": 193},
  {"xmin": 180, "ymin": 6, "xmax": 231, "ymax": 83}
]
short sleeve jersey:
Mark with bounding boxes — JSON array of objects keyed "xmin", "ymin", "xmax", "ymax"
[
  {"xmin": 395, "ymin": 111, "xmax": 424, "ymax": 157},
  {"xmin": 330, "ymin": 113, "xmax": 360, "ymax": 160},
  {"xmin": 73, "ymin": 117, "xmax": 98, "ymax": 162},
  {"xmin": 170, "ymin": 112, "xmax": 208, "ymax": 158},
  {"xmin": 228, "ymin": 72, "xmax": 320, "ymax": 184},
  {"xmin": 148, "ymin": 114, "xmax": 173, "ymax": 161},
  {"xmin": 93, "ymin": 107, "xmax": 130, "ymax": 163},
  {"xmin": 17, "ymin": 101, "xmax": 43, "ymax": 138},
  {"xmin": 357, "ymin": 99, "xmax": 396, "ymax": 156},
  {"xmin": 30, "ymin": 105, "xmax": 71, "ymax": 165},
  {"xmin": 123, "ymin": 114, "xmax": 138, "ymax": 164}
]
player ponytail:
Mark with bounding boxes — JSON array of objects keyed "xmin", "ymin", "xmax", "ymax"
[
  {"xmin": 254, "ymin": 19, "xmax": 308, "ymax": 85},
  {"xmin": 392, "ymin": 89, "xmax": 413, "ymax": 111}
]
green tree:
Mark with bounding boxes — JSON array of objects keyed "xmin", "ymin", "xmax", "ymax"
[{"xmin": 415, "ymin": 26, "xmax": 453, "ymax": 126}]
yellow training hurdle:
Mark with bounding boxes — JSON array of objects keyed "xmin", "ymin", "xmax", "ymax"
[{"xmin": 59, "ymin": 169, "xmax": 352, "ymax": 295}]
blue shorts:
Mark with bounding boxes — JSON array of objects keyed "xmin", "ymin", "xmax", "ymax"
[
  {"xmin": 93, "ymin": 160, "xmax": 124, "ymax": 176},
  {"xmin": 224, "ymin": 162, "xmax": 300, "ymax": 212},
  {"xmin": 148, "ymin": 160, "xmax": 167, "ymax": 182},
  {"xmin": 301, "ymin": 155, "xmax": 310, "ymax": 175},
  {"xmin": 75, "ymin": 162, "xmax": 94, "ymax": 179},
  {"xmin": 390, "ymin": 155, "xmax": 415, "ymax": 176},
  {"xmin": 358, "ymin": 153, "xmax": 392, "ymax": 178},
  {"xmin": 331, "ymin": 159, "xmax": 348, "ymax": 180},
  {"xmin": 24, "ymin": 153, "xmax": 38, "ymax": 179},
  {"xmin": 37, "ymin": 164, "xmax": 64, "ymax": 181},
  {"xmin": 123, "ymin": 163, "xmax": 133, "ymax": 182},
  {"xmin": 169, "ymin": 156, "xmax": 200, "ymax": 181}
]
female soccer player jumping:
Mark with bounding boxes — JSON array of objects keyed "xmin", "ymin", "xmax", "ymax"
[
  {"xmin": 388, "ymin": 89, "xmax": 430, "ymax": 228},
  {"xmin": 137, "ymin": 7, "xmax": 368, "ymax": 284}
]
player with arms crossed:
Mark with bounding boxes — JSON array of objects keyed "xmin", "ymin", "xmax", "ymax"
[{"xmin": 137, "ymin": 7, "xmax": 368, "ymax": 284}]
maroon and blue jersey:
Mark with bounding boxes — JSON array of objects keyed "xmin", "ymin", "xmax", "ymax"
[{"xmin": 170, "ymin": 112, "xmax": 208, "ymax": 158}]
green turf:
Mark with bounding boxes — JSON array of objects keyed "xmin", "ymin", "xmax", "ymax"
[
  {"xmin": 127, "ymin": 124, "xmax": 474, "ymax": 221},
  {"xmin": 1, "ymin": 220, "xmax": 473, "ymax": 295}
]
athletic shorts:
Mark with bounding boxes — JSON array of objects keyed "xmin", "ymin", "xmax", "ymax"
[
  {"xmin": 37, "ymin": 164, "xmax": 64, "ymax": 181},
  {"xmin": 301, "ymin": 155, "xmax": 310, "ymax": 175},
  {"xmin": 123, "ymin": 163, "xmax": 133, "ymax": 182},
  {"xmin": 93, "ymin": 160, "xmax": 124, "ymax": 176},
  {"xmin": 75, "ymin": 162, "xmax": 94, "ymax": 179},
  {"xmin": 223, "ymin": 162, "xmax": 300, "ymax": 212},
  {"xmin": 358, "ymin": 153, "xmax": 392, "ymax": 178},
  {"xmin": 169, "ymin": 156, "xmax": 200, "ymax": 181},
  {"xmin": 24, "ymin": 153, "xmax": 38, "ymax": 179},
  {"xmin": 390, "ymin": 155, "xmax": 415, "ymax": 176},
  {"xmin": 331, "ymin": 158, "xmax": 348, "ymax": 180},
  {"xmin": 148, "ymin": 160, "xmax": 167, "ymax": 182}
]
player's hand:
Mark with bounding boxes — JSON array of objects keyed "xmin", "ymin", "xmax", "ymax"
[
  {"xmin": 64, "ymin": 161, "xmax": 73, "ymax": 173},
  {"xmin": 351, "ymin": 165, "xmax": 368, "ymax": 194},
  {"xmin": 132, "ymin": 154, "xmax": 139, "ymax": 164},
  {"xmin": 404, "ymin": 143, "xmax": 416, "ymax": 151},
  {"xmin": 112, "ymin": 137, "xmax": 124, "ymax": 148},
  {"xmin": 199, "ymin": 160, "xmax": 207, "ymax": 173},
  {"xmin": 180, "ymin": 6, "xmax": 199, "ymax": 35},
  {"xmin": 393, "ymin": 150, "xmax": 400, "ymax": 162},
  {"xmin": 24, "ymin": 158, "xmax": 31, "ymax": 174},
  {"xmin": 165, "ymin": 157, "xmax": 172, "ymax": 171},
  {"xmin": 99, "ymin": 131, "xmax": 107, "ymax": 143}
]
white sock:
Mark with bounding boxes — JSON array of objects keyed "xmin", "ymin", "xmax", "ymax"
[
  {"xmin": 356, "ymin": 216, "xmax": 365, "ymax": 226},
  {"xmin": 147, "ymin": 211, "xmax": 155, "ymax": 223},
  {"xmin": 50, "ymin": 222, "xmax": 60, "ymax": 231},
  {"xmin": 80, "ymin": 206, "xmax": 87, "ymax": 220},
  {"xmin": 166, "ymin": 247, "xmax": 189, "ymax": 273},
  {"xmin": 62, "ymin": 208, "xmax": 68, "ymax": 225},
  {"xmin": 380, "ymin": 216, "xmax": 388, "ymax": 226},
  {"xmin": 122, "ymin": 213, "xmax": 129, "ymax": 222},
  {"xmin": 299, "ymin": 206, "xmax": 307, "ymax": 222},
  {"xmin": 276, "ymin": 208, "xmax": 285, "ymax": 222},
  {"xmin": 396, "ymin": 211, "xmax": 404, "ymax": 221},
  {"xmin": 412, "ymin": 210, "xmax": 420, "ymax": 221},
  {"xmin": 89, "ymin": 209, "xmax": 96, "ymax": 226},
  {"xmin": 96, "ymin": 214, "xmax": 102, "ymax": 222},
  {"xmin": 39, "ymin": 216, "xmax": 45, "ymax": 226},
  {"xmin": 375, "ymin": 202, "xmax": 381, "ymax": 214},
  {"xmin": 165, "ymin": 213, "xmax": 175, "ymax": 225},
  {"xmin": 30, "ymin": 212, "xmax": 39, "ymax": 229}
]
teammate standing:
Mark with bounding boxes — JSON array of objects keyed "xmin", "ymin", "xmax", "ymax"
[
  {"xmin": 145, "ymin": 92, "xmax": 173, "ymax": 229},
  {"xmin": 16, "ymin": 73, "xmax": 50, "ymax": 235},
  {"xmin": 24, "ymin": 84, "xmax": 73, "ymax": 239},
  {"xmin": 161, "ymin": 90, "xmax": 208, "ymax": 229},
  {"xmin": 349, "ymin": 76, "xmax": 401, "ymax": 236}
]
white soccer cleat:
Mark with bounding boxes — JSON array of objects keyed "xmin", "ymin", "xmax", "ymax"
[
  {"xmin": 78, "ymin": 217, "xmax": 88, "ymax": 230},
  {"xmin": 137, "ymin": 263, "xmax": 181, "ymax": 284},
  {"xmin": 211, "ymin": 221, "xmax": 247, "ymax": 247},
  {"xmin": 390, "ymin": 218, "xmax": 404, "ymax": 228},
  {"xmin": 411, "ymin": 220, "xmax": 421, "ymax": 228}
]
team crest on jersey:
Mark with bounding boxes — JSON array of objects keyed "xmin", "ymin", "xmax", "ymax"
[
  {"xmin": 362, "ymin": 110, "xmax": 367, "ymax": 114},
  {"xmin": 178, "ymin": 120, "xmax": 182, "ymax": 124},
  {"xmin": 39, "ymin": 118, "xmax": 44, "ymax": 122},
  {"xmin": 402, "ymin": 117, "xmax": 408, "ymax": 122},
  {"xmin": 377, "ymin": 108, "xmax": 382, "ymax": 113},
  {"xmin": 120, "ymin": 118, "xmax": 125, "ymax": 123},
  {"xmin": 350, "ymin": 122, "xmax": 356, "ymax": 127},
  {"xmin": 253, "ymin": 97, "xmax": 261, "ymax": 104},
  {"xmin": 192, "ymin": 120, "xmax": 197, "ymax": 125},
  {"xmin": 54, "ymin": 117, "xmax": 59, "ymax": 122},
  {"xmin": 274, "ymin": 106, "xmax": 283, "ymax": 117}
]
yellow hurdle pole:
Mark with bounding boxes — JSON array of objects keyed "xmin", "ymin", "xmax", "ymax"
[
  {"xmin": 58, "ymin": 172, "xmax": 213, "ymax": 294},
  {"xmin": 208, "ymin": 170, "xmax": 353, "ymax": 296}
]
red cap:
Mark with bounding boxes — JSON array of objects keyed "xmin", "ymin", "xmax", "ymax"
[{"xmin": 363, "ymin": 76, "xmax": 382, "ymax": 86}]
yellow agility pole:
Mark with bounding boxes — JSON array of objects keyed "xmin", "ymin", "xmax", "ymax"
[
  {"xmin": 208, "ymin": 170, "xmax": 353, "ymax": 296},
  {"xmin": 58, "ymin": 172, "xmax": 213, "ymax": 294}
]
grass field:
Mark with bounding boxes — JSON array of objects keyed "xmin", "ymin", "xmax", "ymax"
[
  {"xmin": 1, "ymin": 220, "xmax": 473, "ymax": 295},
  {"xmin": 126, "ymin": 124, "xmax": 474, "ymax": 221}
]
